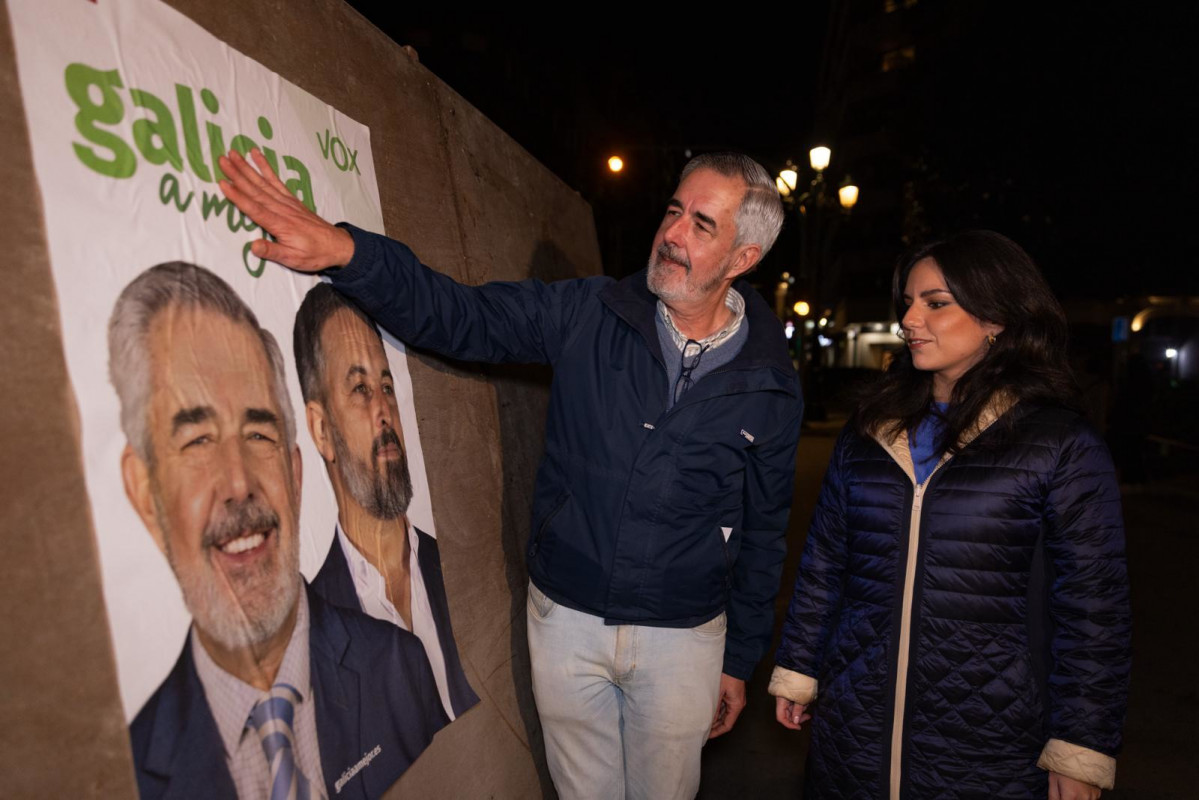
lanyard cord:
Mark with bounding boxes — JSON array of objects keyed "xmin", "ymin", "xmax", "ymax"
[{"xmin": 674, "ymin": 340, "xmax": 711, "ymax": 404}]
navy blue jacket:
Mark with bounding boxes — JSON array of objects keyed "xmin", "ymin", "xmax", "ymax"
[
  {"xmin": 311, "ymin": 528, "xmax": 480, "ymax": 718},
  {"xmin": 129, "ymin": 585, "xmax": 448, "ymax": 799},
  {"xmin": 774, "ymin": 404, "xmax": 1131, "ymax": 798},
  {"xmin": 331, "ymin": 226, "xmax": 802, "ymax": 679}
]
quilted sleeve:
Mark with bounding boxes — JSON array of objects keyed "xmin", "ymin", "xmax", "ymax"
[
  {"xmin": 1038, "ymin": 418, "xmax": 1131, "ymax": 784},
  {"xmin": 773, "ymin": 427, "xmax": 853, "ymax": 686},
  {"xmin": 330, "ymin": 224, "xmax": 608, "ymax": 366}
]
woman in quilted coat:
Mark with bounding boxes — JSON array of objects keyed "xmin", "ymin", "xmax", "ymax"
[{"xmin": 770, "ymin": 231, "xmax": 1130, "ymax": 800}]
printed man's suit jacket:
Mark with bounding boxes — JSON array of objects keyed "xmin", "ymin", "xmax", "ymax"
[
  {"xmin": 310, "ymin": 528, "xmax": 480, "ymax": 718},
  {"xmin": 129, "ymin": 584, "xmax": 449, "ymax": 799}
]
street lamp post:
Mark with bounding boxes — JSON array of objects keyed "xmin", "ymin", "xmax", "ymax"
[
  {"xmin": 777, "ymin": 146, "xmax": 858, "ymax": 293},
  {"xmin": 777, "ymin": 146, "xmax": 859, "ymax": 419}
]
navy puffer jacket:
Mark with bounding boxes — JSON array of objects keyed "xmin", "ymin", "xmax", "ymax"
[{"xmin": 771, "ymin": 401, "xmax": 1130, "ymax": 799}]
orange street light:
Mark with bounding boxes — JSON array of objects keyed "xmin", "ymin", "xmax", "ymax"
[
  {"xmin": 608, "ymin": 155, "xmax": 624, "ymax": 173},
  {"xmin": 838, "ymin": 183, "xmax": 860, "ymax": 210}
]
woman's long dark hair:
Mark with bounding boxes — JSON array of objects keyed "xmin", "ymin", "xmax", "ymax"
[{"xmin": 852, "ymin": 230, "xmax": 1082, "ymax": 453}]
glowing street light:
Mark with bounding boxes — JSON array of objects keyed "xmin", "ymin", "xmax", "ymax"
[
  {"xmin": 607, "ymin": 155, "xmax": 624, "ymax": 173},
  {"xmin": 809, "ymin": 146, "xmax": 831, "ymax": 173},
  {"xmin": 793, "ymin": 300, "xmax": 811, "ymax": 317},
  {"xmin": 776, "ymin": 162, "xmax": 799, "ymax": 197},
  {"xmin": 838, "ymin": 182, "xmax": 860, "ymax": 210}
]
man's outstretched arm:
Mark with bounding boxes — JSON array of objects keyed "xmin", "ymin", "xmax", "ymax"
[
  {"xmin": 218, "ymin": 148, "xmax": 605, "ymax": 367},
  {"xmin": 218, "ymin": 148, "xmax": 354, "ymax": 271}
]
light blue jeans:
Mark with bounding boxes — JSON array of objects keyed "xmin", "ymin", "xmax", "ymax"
[{"xmin": 526, "ymin": 582, "xmax": 726, "ymax": 800}]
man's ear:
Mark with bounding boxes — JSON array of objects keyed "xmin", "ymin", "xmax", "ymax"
[
  {"xmin": 306, "ymin": 400, "xmax": 336, "ymax": 463},
  {"xmin": 121, "ymin": 443, "xmax": 166, "ymax": 557},
  {"xmin": 727, "ymin": 243, "xmax": 762, "ymax": 280}
]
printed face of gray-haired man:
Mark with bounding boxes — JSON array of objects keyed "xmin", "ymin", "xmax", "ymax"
[{"xmin": 112, "ymin": 264, "xmax": 303, "ymax": 672}]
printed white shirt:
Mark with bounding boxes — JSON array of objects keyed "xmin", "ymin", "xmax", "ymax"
[{"xmin": 336, "ymin": 521, "xmax": 455, "ymax": 719}]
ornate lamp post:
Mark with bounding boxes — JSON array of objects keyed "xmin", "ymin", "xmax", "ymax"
[
  {"xmin": 777, "ymin": 145, "xmax": 859, "ymax": 322},
  {"xmin": 777, "ymin": 146, "xmax": 859, "ymax": 418}
]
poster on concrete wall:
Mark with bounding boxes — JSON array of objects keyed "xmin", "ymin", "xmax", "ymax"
[{"xmin": 9, "ymin": 0, "xmax": 474, "ymax": 793}]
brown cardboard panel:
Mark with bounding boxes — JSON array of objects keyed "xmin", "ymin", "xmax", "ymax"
[
  {"xmin": 378, "ymin": 81, "xmax": 604, "ymax": 800},
  {"xmin": 0, "ymin": 2, "xmax": 138, "ymax": 797},
  {"xmin": 435, "ymin": 84, "xmax": 603, "ymax": 287},
  {"xmin": 412, "ymin": 82, "xmax": 602, "ymax": 799},
  {"xmin": 1, "ymin": 0, "xmax": 600, "ymax": 795}
]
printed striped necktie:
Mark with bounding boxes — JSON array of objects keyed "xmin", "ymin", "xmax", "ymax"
[{"xmin": 248, "ymin": 682, "xmax": 323, "ymax": 800}]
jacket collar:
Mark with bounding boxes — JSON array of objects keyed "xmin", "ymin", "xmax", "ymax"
[
  {"xmin": 871, "ymin": 392, "xmax": 1019, "ymax": 485},
  {"xmin": 142, "ymin": 637, "xmax": 238, "ymax": 799},
  {"xmin": 308, "ymin": 585, "xmax": 395, "ymax": 800},
  {"xmin": 598, "ymin": 268, "xmax": 797, "ymax": 386},
  {"xmin": 141, "ymin": 587, "xmax": 390, "ymax": 800},
  {"xmin": 312, "ymin": 531, "xmax": 364, "ymax": 612}
]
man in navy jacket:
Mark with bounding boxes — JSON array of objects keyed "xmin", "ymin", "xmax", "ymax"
[{"xmin": 220, "ymin": 149, "xmax": 802, "ymax": 800}]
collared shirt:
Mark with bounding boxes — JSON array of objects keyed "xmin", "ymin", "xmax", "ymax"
[
  {"xmin": 656, "ymin": 287, "xmax": 749, "ymax": 407},
  {"xmin": 909, "ymin": 402, "xmax": 950, "ymax": 485},
  {"xmin": 656, "ymin": 286, "xmax": 747, "ymax": 354},
  {"xmin": 191, "ymin": 589, "xmax": 327, "ymax": 799},
  {"xmin": 336, "ymin": 521, "xmax": 455, "ymax": 719}
]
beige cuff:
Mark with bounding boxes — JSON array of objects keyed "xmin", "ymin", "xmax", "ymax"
[
  {"xmin": 767, "ymin": 666, "xmax": 818, "ymax": 704},
  {"xmin": 1037, "ymin": 738, "xmax": 1116, "ymax": 790}
]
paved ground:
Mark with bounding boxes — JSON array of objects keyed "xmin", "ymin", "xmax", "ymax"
[{"xmin": 698, "ymin": 420, "xmax": 1197, "ymax": 798}]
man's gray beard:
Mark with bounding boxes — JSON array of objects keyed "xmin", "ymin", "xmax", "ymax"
[
  {"xmin": 158, "ymin": 494, "xmax": 300, "ymax": 653},
  {"xmin": 646, "ymin": 243, "xmax": 729, "ymax": 304},
  {"xmin": 331, "ymin": 422, "xmax": 413, "ymax": 521},
  {"xmin": 646, "ymin": 243, "xmax": 688, "ymax": 303}
]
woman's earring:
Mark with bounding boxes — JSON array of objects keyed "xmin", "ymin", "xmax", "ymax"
[{"xmin": 987, "ymin": 333, "xmax": 997, "ymax": 346}]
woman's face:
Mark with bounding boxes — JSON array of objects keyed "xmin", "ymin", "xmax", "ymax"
[{"xmin": 901, "ymin": 258, "xmax": 1004, "ymax": 401}]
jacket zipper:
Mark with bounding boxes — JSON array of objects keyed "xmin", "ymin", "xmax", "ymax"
[
  {"xmin": 887, "ymin": 452, "xmax": 952, "ymax": 800},
  {"xmin": 875, "ymin": 405, "xmax": 1010, "ymax": 799},
  {"xmin": 890, "ymin": 480, "xmax": 926, "ymax": 800},
  {"xmin": 718, "ymin": 527, "xmax": 734, "ymax": 588}
]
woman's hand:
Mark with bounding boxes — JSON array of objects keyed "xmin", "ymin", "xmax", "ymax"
[
  {"xmin": 774, "ymin": 696, "xmax": 812, "ymax": 730},
  {"xmin": 1049, "ymin": 771, "xmax": 1101, "ymax": 800}
]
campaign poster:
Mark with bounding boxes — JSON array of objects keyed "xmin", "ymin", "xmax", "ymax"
[{"xmin": 10, "ymin": 0, "xmax": 474, "ymax": 793}]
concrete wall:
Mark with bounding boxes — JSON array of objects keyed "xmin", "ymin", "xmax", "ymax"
[{"xmin": 0, "ymin": 1, "xmax": 601, "ymax": 796}]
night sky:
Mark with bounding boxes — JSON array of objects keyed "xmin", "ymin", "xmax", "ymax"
[{"xmin": 347, "ymin": 3, "xmax": 1197, "ymax": 301}]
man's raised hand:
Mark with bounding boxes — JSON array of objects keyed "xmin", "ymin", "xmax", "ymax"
[{"xmin": 218, "ymin": 148, "xmax": 355, "ymax": 272}]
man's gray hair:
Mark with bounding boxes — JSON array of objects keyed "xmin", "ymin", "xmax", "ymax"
[
  {"xmin": 680, "ymin": 152, "xmax": 784, "ymax": 259},
  {"xmin": 108, "ymin": 262, "xmax": 296, "ymax": 462}
]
